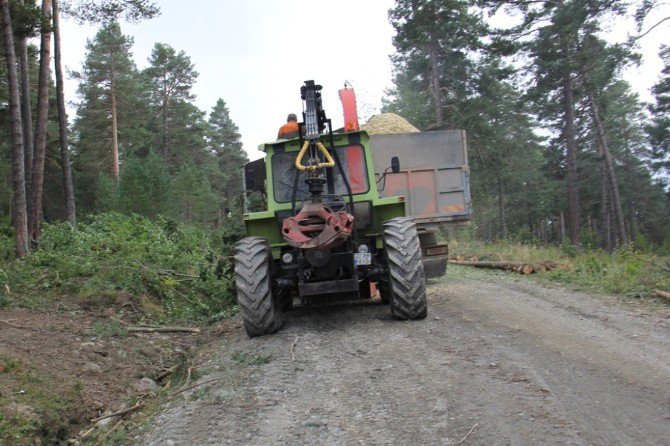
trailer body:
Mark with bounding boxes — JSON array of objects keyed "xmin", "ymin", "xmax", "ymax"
[{"xmin": 370, "ymin": 130, "xmax": 471, "ymax": 277}]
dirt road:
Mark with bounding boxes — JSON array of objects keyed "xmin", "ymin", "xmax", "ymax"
[{"xmin": 142, "ymin": 268, "xmax": 670, "ymax": 445}]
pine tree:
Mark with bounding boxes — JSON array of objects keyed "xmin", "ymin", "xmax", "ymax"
[
  {"xmin": 648, "ymin": 46, "xmax": 670, "ymax": 181},
  {"xmin": 52, "ymin": 0, "xmax": 76, "ymax": 226},
  {"xmin": 1, "ymin": 0, "xmax": 29, "ymax": 256},
  {"xmin": 144, "ymin": 43, "xmax": 198, "ymax": 162},
  {"xmin": 479, "ymin": 0, "xmax": 636, "ymax": 246},
  {"xmin": 207, "ymin": 98, "xmax": 247, "ymax": 220},
  {"xmin": 384, "ymin": 0, "xmax": 485, "ymax": 129},
  {"xmin": 27, "ymin": 0, "xmax": 52, "ymax": 246},
  {"xmin": 73, "ymin": 21, "xmax": 148, "ymax": 211}
]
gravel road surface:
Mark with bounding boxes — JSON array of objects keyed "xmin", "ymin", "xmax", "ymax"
[{"xmin": 142, "ymin": 268, "xmax": 670, "ymax": 445}]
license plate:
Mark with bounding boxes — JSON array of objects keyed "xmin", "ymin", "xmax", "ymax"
[{"xmin": 354, "ymin": 253, "xmax": 371, "ymax": 266}]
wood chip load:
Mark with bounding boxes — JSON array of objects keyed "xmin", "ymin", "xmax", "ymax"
[{"xmin": 361, "ymin": 113, "xmax": 420, "ymax": 135}]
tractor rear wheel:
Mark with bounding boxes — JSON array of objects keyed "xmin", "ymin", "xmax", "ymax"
[
  {"xmin": 381, "ymin": 217, "xmax": 428, "ymax": 320},
  {"xmin": 234, "ymin": 237, "xmax": 282, "ymax": 337}
]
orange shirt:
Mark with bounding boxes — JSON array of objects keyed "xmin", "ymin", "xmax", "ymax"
[{"xmin": 278, "ymin": 121, "xmax": 299, "ymax": 139}]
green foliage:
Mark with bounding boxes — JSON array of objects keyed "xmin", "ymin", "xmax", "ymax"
[
  {"xmin": 0, "ymin": 213, "xmax": 239, "ymax": 322},
  {"xmin": 384, "ymin": 0, "xmax": 486, "ymax": 129},
  {"xmin": 67, "ymin": 0, "xmax": 161, "ymax": 24},
  {"xmin": 118, "ymin": 154, "xmax": 172, "ymax": 218},
  {"xmin": 384, "ymin": 0, "xmax": 669, "ymax": 251},
  {"xmin": 448, "ymin": 232, "xmax": 670, "ymax": 298},
  {"xmin": 647, "ymin": 45, "xmax": 670, "ymax": 182}
]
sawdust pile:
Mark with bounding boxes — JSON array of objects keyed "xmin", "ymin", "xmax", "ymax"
[{"xmin": 361, "ymin": 113, "xmax": 420, "ymax": 135}]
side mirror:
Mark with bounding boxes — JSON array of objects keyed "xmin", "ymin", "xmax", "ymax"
[{"xmin": 391, "ymin": 156, "xmax": 400, "ymax": 174}]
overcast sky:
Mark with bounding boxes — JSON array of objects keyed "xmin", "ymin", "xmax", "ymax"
[{"xmin": 58, "ymin": 0, "xmax": 670, "ymax": 161}]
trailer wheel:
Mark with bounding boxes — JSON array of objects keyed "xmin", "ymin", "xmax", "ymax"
[
  {"xmin": 234, "ymin": 237, "xmax": 282, "ymax": 337},
  {"xmin": 382, "ymin": 217, "xmax": 428, "ymax": 320}
]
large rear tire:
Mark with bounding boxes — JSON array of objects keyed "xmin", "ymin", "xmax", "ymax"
[
  {"xmin": 234, "ymin": 237, "xmax": 282, "ymax": 337},
  {"xmin": 381, "ymin": 217, "xmax": 428, "ymax": 320}
]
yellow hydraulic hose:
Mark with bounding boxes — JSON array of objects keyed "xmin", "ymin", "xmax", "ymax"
[{"xmin": 295, "ymin": 140, "xmax": 336, "ymax": 171}]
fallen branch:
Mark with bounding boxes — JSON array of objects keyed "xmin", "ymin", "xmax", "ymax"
[
  {"xmin": 290, "ymin": 335, "xmax": 299, "ymax": 361},
  {"xmin": 91, "ymin": 401, "xmax": 144, "ymax": 423},
  {"xmin": 653, "ymin": 290, "xmax": 670, "ymax": 302},
  {"xmin": 167, "ymin": 378, "xmax": 222, "ymax": 400},
  {"xmin": 636, "ymin": 256, "xmax": 670, "ymax": 274},
  {"xmin": 96, "ymin": 419, "xmax": 125, "ymax": 446},
  {"xmin": 0, "ymin": 319, "xmax": 44, "ymax": 332},
  {"xmin": 133, "ymin": 260, "xmax": 200, "ymax": 280},
  {"xmin": 456, "ymin": 422, "xmax": 479, "ymax": 445},
  {"xmin": 127, "ymin": 326, "xmax": 201, "ymax": 334},
  {"xmin": 0, "ymin": 319, "xmax": 23, "ymax": 329},
  {"xmin": 155, "ymin": 365, "xmax": 179, "ymax": 381}
]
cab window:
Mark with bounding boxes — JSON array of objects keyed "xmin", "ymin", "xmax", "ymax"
[{"xmin": 271, "ymin": 145, "xmax": 369, "ymax": 203}]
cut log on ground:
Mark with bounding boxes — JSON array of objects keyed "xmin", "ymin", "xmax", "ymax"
[
  {"xmin": 653, "ymin": 290, "xmax": 670, "ymax": 302},
  {"xmin": 449, "ymin": 260, "xmax": 561, "ymax": 275},
  {"xmin": 127, "ymin": 326, "xmax": 201, "ymax": 334}
]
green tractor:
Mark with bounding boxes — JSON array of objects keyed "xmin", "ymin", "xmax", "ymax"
[{"xmin": 235, "ymin": 80, "xmax": 427, "ymax": 336}]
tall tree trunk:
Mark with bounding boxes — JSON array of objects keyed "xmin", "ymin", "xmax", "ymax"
[
  {"xmin": 497, "ymin": 177, "xmax": 506, "ymax": 240},
  {"xmin": 161, "ymin": 94, "xmax": 168, "ymax": 161},
  {"xmin": 52, "ymin": 0, "xmax": 76, "ymax": 226},
  {"xmin": 622, "ymin": 117, "xmax": 635, "ymax": 246},
  {"xmin": 110, "ymin": 76, "xmax": 120, "ymax": 178},
  {"xmin": 428, "ymin": 43, "xmax": 443, "ymax": 128},
  {"xmin": 18, "ymin": 30, "xmax": 34, "ymax": 191},
  {"xmin": 561, "ymin": 70, "xmax": 581, "ymax": 247},
  {"xmin": 559, "ymin": 211, "xmax": 566, "ymax": 244},
  {"xmin": 600, "ymin": 166, "xmax": 612, "ymax": 251},
  {"xmin": 28, "ymin": 0, "xmax": 52, "ymax": 246},
  {"xmin": 588, "ymin": 94, "xmax": 627, "ymax": 245},
  {"xmin": 1, "ymin": 0, "xmax": 30, "ymax": 257}
]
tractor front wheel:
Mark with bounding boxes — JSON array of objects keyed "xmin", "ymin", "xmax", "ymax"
[
  {"xmin": 381, "ymin": 217, "xmax": 428, "ymax": 320},
  {"xmin": 234, "ymin": 237, "xmax": 282, "ymax": 337}
]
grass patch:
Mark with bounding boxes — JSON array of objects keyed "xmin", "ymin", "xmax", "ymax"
[{"xmin": 447, "ymin": 237, "xmax": 670, "ymax": 298}]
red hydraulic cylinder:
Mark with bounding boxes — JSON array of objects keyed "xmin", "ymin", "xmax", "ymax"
[{"xmin": 339, "ymin": 87, "xmax": 360, "ymax": 132}]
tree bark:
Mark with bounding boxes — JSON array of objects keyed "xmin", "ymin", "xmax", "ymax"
[
  {"xmin": 52, "ymin": 0, "xmax": 76, "ymax": 226},
  {"xmin": 161, "ymin": 90, "xmax": 168, "ymax": 161},
  {"xmin": 18, "ymin": 29, "xmax": 34, "ymax": 191},
  {"xmin": 588, "ymin": 94, "xmax": 627, "ymax": 245},
  {"xmin": 28, "ymin": 0, "xmax": 52, "ymax": 247},
  {"xmin": 561, "ymin": 69, "xmax": 581, "ymax": 247},
  {"xmin": 428, "ymin": 43, "xmax": 443, "ymax": 128},
  {"xmin": 600, "ymin": 168, "xmax": 612, "ymax": 251},
  {"xmin": 110, "ymin": 75, "xmax": 120, "ymax": 179},
  {"xmin": 1, "ymin": 0, "xmax": 30, "ymax": 257},
  {"xmin": 497, "ymin": 177, "xmax": 506, "ymax": 240}
]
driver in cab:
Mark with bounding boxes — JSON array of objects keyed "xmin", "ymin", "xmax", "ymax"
[{"xmin": 277, "ymin": 113, "xmax": 299, "ymax": 140}]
